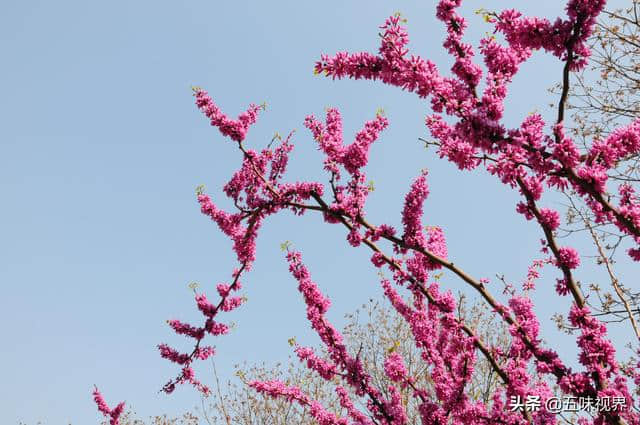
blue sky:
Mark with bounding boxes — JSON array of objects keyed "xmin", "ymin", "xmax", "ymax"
[{"xmin": 1, "ymin": 1, "xmax": 633, "ymax": 423}]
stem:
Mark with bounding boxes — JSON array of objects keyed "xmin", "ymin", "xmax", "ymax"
[{"xmin": 581, "ymin": 208, "xmax": 640, "ymax": 340}]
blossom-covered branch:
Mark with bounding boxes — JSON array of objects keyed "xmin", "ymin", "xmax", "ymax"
[{"xmin": 94, "ymin": 1, "xmax": 640, "ymax": 424}]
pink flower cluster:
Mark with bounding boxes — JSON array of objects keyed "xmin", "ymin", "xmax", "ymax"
[
  {"xmin": 151, "ymin": 93, "xmax": 331, "ymax": 395},
  {"xmin": 304, "ymin": 108, "xmax": 388, "ymax": 177},
  {"xmin": 380, "ymin": 278, "xmax": 507, "ymax": 424},
  {"xmin": 157, "ymin": 270, "xmax": 243, "ymax": 395},
  {"xmin": 392, "ymin": 172, "xmax": 448, "ymax": 286},
  {"xmin": 304, "ymin": 107, "xmax": 388, "ymax": 246},
  {"xmin": 194, "ymin": 88, "xmax": 262, "ymax": 142},
  {"xmin": 249, "ymin": 380, "xmax": 350, "ymax": 425},
  {"xmin": 316, "ymin": 0, "xmax": 640, "ymax": 265},
  {"xmin": 250, "ymin": 251, "xmax": 409, "ymax": 424},
  {"xmin": 496, "ymin": 0, "xmax": 606, "ymax": 70},
  {"xmin": 92, "ymin": 387, "xmax": 124, "ymax": 425},
  {"xmin": 384, "ymin": 352, "xmax": 409, "ymax": 385},
  {"xmin": 522, "ymin": 259, "xmax": 553, "ymax": 291}
]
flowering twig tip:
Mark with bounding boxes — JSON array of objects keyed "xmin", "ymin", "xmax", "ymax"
[{"xmin": 392, "ymin": 10, "xmax": 407, "ymax": 23}]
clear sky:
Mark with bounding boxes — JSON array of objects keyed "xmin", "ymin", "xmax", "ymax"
[{"xmin": 0, "ymin": 1, "xmax": 633, "ymax": 424}]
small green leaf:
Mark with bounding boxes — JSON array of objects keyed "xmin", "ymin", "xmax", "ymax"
[{"xmin": 280, "ymin": 240, "xmax": 292, "ymax": 252}]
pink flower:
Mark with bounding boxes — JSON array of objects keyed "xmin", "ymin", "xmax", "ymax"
[
  {"xmin": 384, "ymin": 352, "xmax": 409, "ymax": 384},
  {"xmin": 539, "ymin": 208, "xmax": 560, "ymax": 231},
  {"xmin": 92, "ymin": 387, "xmax": 125, "ymax": 425},
  {"xmin": 401, "ymin": 172, "xmax": 430, "ymax": 248},
  {"xmin": 556, "ymin": 247, "xmax": 580, "ymax": 269},
  {"xmin": 193, "ymin": 89, "xmax": 262, "ymax": 142}
]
